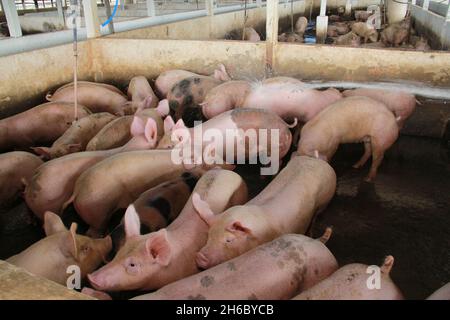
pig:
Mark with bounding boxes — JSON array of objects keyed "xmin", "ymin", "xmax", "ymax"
[
  {"xmin": 24, "ymin": 116, "xmax": 161, "ymax": 220},
  {"xmin": 191, "ymin": 156, "xmax": 336, "ymax": 269},
  {"xmin": 156, "ymin": 109, "xmax": 293, "ymax": 169},
  {"xmin": 70, "ymin": 150, "xmax": 213, "ymax": 236},
  {"xmin": 111, "ymin": 172, "xmax": 201, "ymax": 249},
  {"xmin": 278, "ymin": 32, "xmax": 303, "ymax": 43},
  {"xmin": 295, "ymin": 17, "xmax": 308, "ymax": 35},
  {"xmin": 243, "ymin": 27, "xmax": 261, "ymax": 41},
  {"xmin": 124, "ymin": 76, "xmax": 159, "ymax": 113},
  {"xmin": 334, "ymin": 31, "xmax": 361, "ymax": 46},
  {"xmin": 85, "ymin": 108, "xmax": 165, "ymax": 151},
  {"xmin": 131, "ymin": 232, "xmax": 338, "ymax": 300},
  {"xmin": 7, "ymin": 211, "xmax": 111, "ymax": 286},
  {"xmin": 351, "ymin": 22, "xmax": 378, "ymax": 43},
  {"xmin": 0, "ymin": 151, "xmax": 43, "ymax": 207},
  {"xmin": 31, "ymin": 112, "xmax": 117, "ymax": 160},
  {"xmin": 329, "ymin": 15, "xmax": 342, "ymax": 23},
  {"xmin": 355, "ymin": 10, "xmax": 372, "ymax": 22},
  {"xmin": 200, "ymin": 80, "xmax": 252, "ymax": 119},
  {"xmin": 426, "ymin": 283, "xmax": 450, "ymax": 300},
  {"xmin": 330, "ymin": 22, "xmax": 350, "ymax": 35},
  {"xmin": 342, "ymin": 88, "xmax": 416, "ymax": 128},
  {"xmin": 413, "ymin": 37, "xmax": 431, "ymax": 51},
  {"xmin": 241, "ymin": 78, "xmax": 343, "ymax": 122},
  {"xmin": 0, "ymin": 102, "xmax": 91, "ymax": 151},
  {"xmin": 293, "ymin": 256, "xmax": 404, "ymax": 300},
  {"xmin": 52, "ymin": 80, "xmax": 125, "ymax": 96},
  {"xmin": 297, "ymin": 96, "xmax": 399, "ymax": 181},
  {"xmin": 87, "ymin": 168, "xmax": 248, "ymax": 291},
  {"xmin": 155, "ymin": 65, "xmax": 231, "ymax": 98},
  {"xmin": 381, "ymin": 18, "xmax": 410, "ymax": 47},
  {"xmin": 167, "ymin": 75, "xmax": 223, "ymax": 126},
  {"xmin": 46, "ymin": 81, "xmax": 129, "ymax": 116}
]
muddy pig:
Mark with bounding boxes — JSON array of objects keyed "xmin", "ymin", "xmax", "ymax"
[
  {"xmin": 0, "ymin": 102, "xmax": 91, "ymax": 151},
  {"xmin": 131, "ymin": 232, "xmax": 338, "ymax": 300},
  {"xmin": 201, "ymin": 80, "xmax": 252, "ymax": 119},
  {"xmin": 192, "ymin": 156, "xmax": 336, "ymax": 269},
  {"xmin": 7, "ymin": 211, "xmax": 111, "ymax": 286},
  {"xmin": 0, "ymin": 151, "xmax": 43, "ymax": 207},
  {"xmin": 243, "ymin": 27, "xmax": 261, "ymax": 41},
  {"xmin": 297, "ymin": 96, "xmax": 399, "ymax": 181},
  {"xmin": 31, "ymin": 112, "xmax": 117, "ymax": 160},
  {"xmin": 293, "ymin": 256, "xmax": 404, "ymax": 300},
  {"xmin": 380, "ymin": 17, "xmax": 410, "ymax": 47},
  {"xmin": 47, "ymin": 81, "xmax": 129, "ymax": 116},
  {"xmin": 351, "ymin": 22, "xmax": 378, "ymax": 43},
  {"xmin": 111, "ymin": 172, "xmax": 201, "ymax": 249},
  {"xmin": 295, "ymin": 16, "xmax": 308, "ymax": 35},
  {"xmin": 278, "ymin": 32, "xmax": 303, "ymax": 43},
  {"xmin": 355, "ymin": 10, "xmax": 372, "ymax": 22},
  {"xmin": 427, "ymin": 283, "xmax": 450, "ymax": 300},
  {"xmin": 124, "ymin": 76, "xmax": 160, "ymax": 113},
  {"xmin": 87, "ymin": 169, "xmax": 248, "ymax": 291},
  {"xmin": 167, "ymin": 75, "xmax": 223, "ymax": 126},
  {"xmin": 155, "ymin": 65, "xmax": 230, "ymax": 98},
  {"xmin": 342, "ymin": 88, "xmax": 416, "ymax": 128},
  {"xmin": 412, "ymin": 36, "xmax": 431, "ymax": 51},
  {"xmin": 24, "ymin": 116, "xmax": 162, "ymax": 220},
  {"xmin": 334, "ymin": 32, "xmax": 361, "ymax": 46}
]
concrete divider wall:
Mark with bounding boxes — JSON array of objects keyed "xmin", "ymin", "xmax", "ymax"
[{"xmin": 411, "ymin": 4, "xmax": 450, "ymax": 50}]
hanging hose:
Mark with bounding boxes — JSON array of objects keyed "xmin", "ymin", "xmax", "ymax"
[
  {"xmin": 309, "ymin": 0, "xmax": 313, "ymax": 23},
  {"xmin": 71, "ymin": 0, "xmax": 78, "ymax": 122},
  {"xmin": 242, "ymin": 0, "xmax": 248, "ymax": 40},
  {"xmin": 290, "ymin": 0, "xmax": 294, "ymax": 33}
]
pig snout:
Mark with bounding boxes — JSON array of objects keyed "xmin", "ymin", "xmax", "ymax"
[
  {"xmin": 195, "ymin": 251, "xmax": 211, "ymax": 270},
  {"xmin": 88, "ymin": 268, "xmax": 114, "ymax": 291}
]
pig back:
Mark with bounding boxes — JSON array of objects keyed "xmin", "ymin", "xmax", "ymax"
[{"xmin": 134, "ymin": 234, "xmax": 337, "ymax": 300}]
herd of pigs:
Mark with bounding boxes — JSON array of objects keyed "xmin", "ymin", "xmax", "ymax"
[
  {"xmin": 241, "ymin": 10, "xmax": 431, "ymax": 51},
  {"xmin": 0, "ymin": 63, "xmax": 449, "ymax": 300}
]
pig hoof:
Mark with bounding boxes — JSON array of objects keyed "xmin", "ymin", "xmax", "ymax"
[{"xmin": 364, "ymin": 176, "xmax": 373, "ymax": 183}]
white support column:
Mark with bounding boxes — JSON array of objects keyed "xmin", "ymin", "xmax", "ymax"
[
  {"xmin": 104, "ymin": 0, "xmax": 115, "ymax": 33},
  {"xmin": 56, "ymin": 0, "xmax": 65, "ymax": 24},
  {"xmin": 83, "ymin": 0, "xmax": 100, "ymax": 38},
  {"xmin": 316, "ymin": 0, "xmax": 328, "ymax": 44},
  {"xmin": 446, "ymin": 3, "xmax": 450, "ymax": 22},
  {"xmin": 2, "ymin": 0, "xmax": 22, "ymax": 38},
  {"xmin": 411, "ymin": 0, "xmax": 416, "ymax": 5},
  {"xmin": 147, "ymin": 0, "xmax": 155, "ymax": 16},
  {"xmin": 266, "ymin": 0, "xmax": 278, "ymax": 69},
  {"xmin": 206, "ymin": 0, "xmax": 214, "ymax": 16},
  {"xmin": 256, "ymin": 0, "xmax": 262, "ymax": 8},
  {"xmin": 422, "ymin": 0, "xmax": 430, "ymax": 11},
  {"xmin": 344, "ymin": 0, "xmax": 351, "ymax": 16}
]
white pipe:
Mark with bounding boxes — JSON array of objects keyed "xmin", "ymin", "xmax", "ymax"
[{"xmin": 2, "ymin": 0, "xmax": 22, "ymax": 38}]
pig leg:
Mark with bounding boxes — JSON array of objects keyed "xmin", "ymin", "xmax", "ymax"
[
  {"xmin": 352, "ymin": 138, "xmax": 372, "ymax": 169},
  {"xmin": 366, "ymin": 144, "xmax": 385, "ymax": 182}
]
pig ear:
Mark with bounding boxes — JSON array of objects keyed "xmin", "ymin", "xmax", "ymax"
[
  {"xmin": 156, "ymin": 99, "xmax": 170, "ymax": 117},
  {"xmin": 203, "ymin": 143, "xmax": 217, "ymax": 164},
  {"xmin": 164, "ymin": 115, "xmax": 175, "ymax": 133},
  {"xmin": 192, "ymin": 193, "xmax": 216, "ymax": 226},
  {"xmin": 144, "ymin": 118, "xmax": 158, "ymax": 146},
  {"xmin": 226, "ymin": 221, "xmax": 252, "ymax": 235},
  {"xmin": 67, "ymin": 143, "xmax": 82, "ymax": 153},
  {"xmin": 145, "ymin": 229, "xmax": 172, "ymax": 266},
  {"xmin": 124, "ymin": 205, "xmax": 141, "ymax": 238},
  {"xmin": 130, "ymin": 116, "xmax": 145, "ymax": 137},
  {"xmin": 43, "ymin": 211, "xmax": 67, "ymax": 236},
  {"xmin": 61, "ymin": 223, "xmax": 78, "ymax": 259},
  {"xmin": 31, "ymin": 147, "xmax": 51, "ymax": 159},
  {"xmin": 174, "ymin": 119, "xmax": 186, "ymax": 130},
  {"xmin": 381, "ymin": 255, "xmax": 395, "ymax": 274}
]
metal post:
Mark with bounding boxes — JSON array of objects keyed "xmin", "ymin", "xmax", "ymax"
[
  {"xmin": 411, "ymin": 0, "xmax": 416, "ymax": 5},
  {"xmin": 2, "ymin": 0, "xmax": 22, "ymax": 38},
  {"xmin": 256, "ymin": 0, "xmax": 262, "ymax": 8},
  {"xmin": 266, "ymin": 0, "xmax": 278, "ymax": 69},
  {"xmin": 83, "ymin": 0, "xmax": 101, "ymax": 38},
  {"xmin": 422, "ymin": 0, "xmax": 430, "ymax": 11},
  {"xmin": 147, "ymin": 0, "xmax": 155, "ymax": 17},
  {"xmin": 344, "ymin": 0, "xmax": 351, "ymax": 16},
  {"xmin": 206, "ymin": 0, "xmax": 214, "ymax": 16},
  {"xmin": 104, "ymin": 0, "xmax": 115, "ymax": 33},
  {"xmin": 446, "ymin": 2, "xmax": 450, "ymax": 22},
  {"xmin": 316, "ymin": 0, "xmax": 328, "ymax": 44},
  {"xmin": 56, "ymin": 0, "xmax": 65, "ymax": 24}
]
